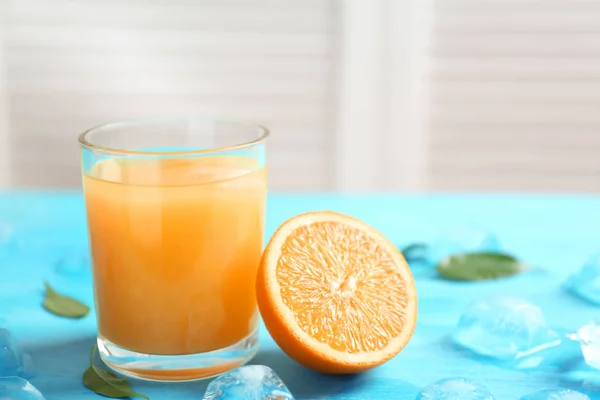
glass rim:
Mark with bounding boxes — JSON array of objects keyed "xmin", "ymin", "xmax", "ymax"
[{"xmin": 78, "ymin": 115, "xmax": 269, "ymax": 156}]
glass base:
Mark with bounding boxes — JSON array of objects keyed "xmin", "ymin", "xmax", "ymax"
[{"xmin": 97, "ymin": 330, "xmax": 259, "ymax": 382}]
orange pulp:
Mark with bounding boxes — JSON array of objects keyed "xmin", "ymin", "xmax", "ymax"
[{"xmin": 256, "ymin": 211, "xmax": 417, "ymax": 373}]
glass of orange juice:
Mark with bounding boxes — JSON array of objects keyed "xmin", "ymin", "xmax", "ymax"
[{"xmin": 78, "ymin": 117, "xmax": 268, "ymax": 381}]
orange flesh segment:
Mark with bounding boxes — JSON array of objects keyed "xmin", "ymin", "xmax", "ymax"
[{"xmin": 276, "ymin": 221, "xmax": 409, "ymax": 353}]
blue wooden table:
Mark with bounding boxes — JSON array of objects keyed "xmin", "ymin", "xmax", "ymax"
[{"xmin": 2, "ymin": 192, "xmax": 600, "ymax": 400}]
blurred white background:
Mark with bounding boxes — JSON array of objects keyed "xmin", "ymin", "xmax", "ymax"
[{"xmin": 0, "ymin": 0, "xmax": 599, "ymax": 192}]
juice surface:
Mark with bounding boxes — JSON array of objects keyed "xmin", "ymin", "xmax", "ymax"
[{"xmin": 83, "ymin": 155, "xmax": 266, "ymax": 355}]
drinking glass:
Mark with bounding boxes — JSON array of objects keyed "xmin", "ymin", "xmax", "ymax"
[{"xmin": 78, "ymin": 117, "xmax": 268, "ymax": 381}]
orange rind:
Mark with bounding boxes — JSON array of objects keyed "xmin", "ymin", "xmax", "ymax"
[{"xmin": 256, "ymin": 211, "xmax": 417, "ymax": 374}]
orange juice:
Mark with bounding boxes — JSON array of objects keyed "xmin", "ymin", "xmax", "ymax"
[{"xmin": 83, "ymin": 155, "xmax": 266, "ymax": 356}]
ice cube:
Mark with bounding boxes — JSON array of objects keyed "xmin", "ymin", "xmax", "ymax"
[
  {"xmin": 577, "ymin": 319, "xmax": 600, "ymax": 369},
  {"xmin": 430, "ymin": 225, "xmax": 501, "ymax": 264},
  {"xmin": 453, "ymin": 297, "xmax": 561, "ymax": 360},
  {"xmin": 202, "ymin": 365, "xmax": 294, "ymax": 400},
  {"xmin": 55, "ymin": 252, "xmax": 91, "ymax": 279},
  {"xmin": 0, "ymin": 377, "xmax": 45, "ymax": 400},
  {"xmin": 0, "ymin": 329, "xmax": 35, "ymax": 378},
  {"xmin": 401, "ymin": 243, "xmax": 430, "ymax": 268},
  {"xmin": 415, "ymin": 377, "xmax": 494, "ymax": 400},
  {"xmin": 564, "ymin": 254, "xmax": 600, "ymax": 305},
  {"xmin": 520, "ymin": 389, "xmax": 590, "ymax": 400}
]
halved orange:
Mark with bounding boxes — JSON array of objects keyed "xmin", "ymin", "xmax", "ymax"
[{"xmin": 256, "ymin": 211, "xmax": 417, "ymax": 374}]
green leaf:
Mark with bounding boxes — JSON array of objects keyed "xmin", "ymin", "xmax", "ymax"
[
  {"xmin": 83, "ymin": 368, "xmax": 150, "ymax": 399},
  {"xmin": 436, "ymin": 252, "xmax": 529, "ymax": 281},
  {"xmin": 83, "ymin": 346, "xmax": 150, "ymax": 399},
  {"xmin": 43, "ymin": 282, "xmax": 90, "ymax": 318}
]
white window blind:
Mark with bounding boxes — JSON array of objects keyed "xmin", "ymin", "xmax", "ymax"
[
  {"xmin": 2, "ymin": 0, "xmax": 600, "ymax": 192},
  {"xmin": 3, "ymin": 0, "xmax": 338, "ymax": 190},
  {"xmin": 429, "ymin": 0, "xmax": 600, "ymax": 192}
]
